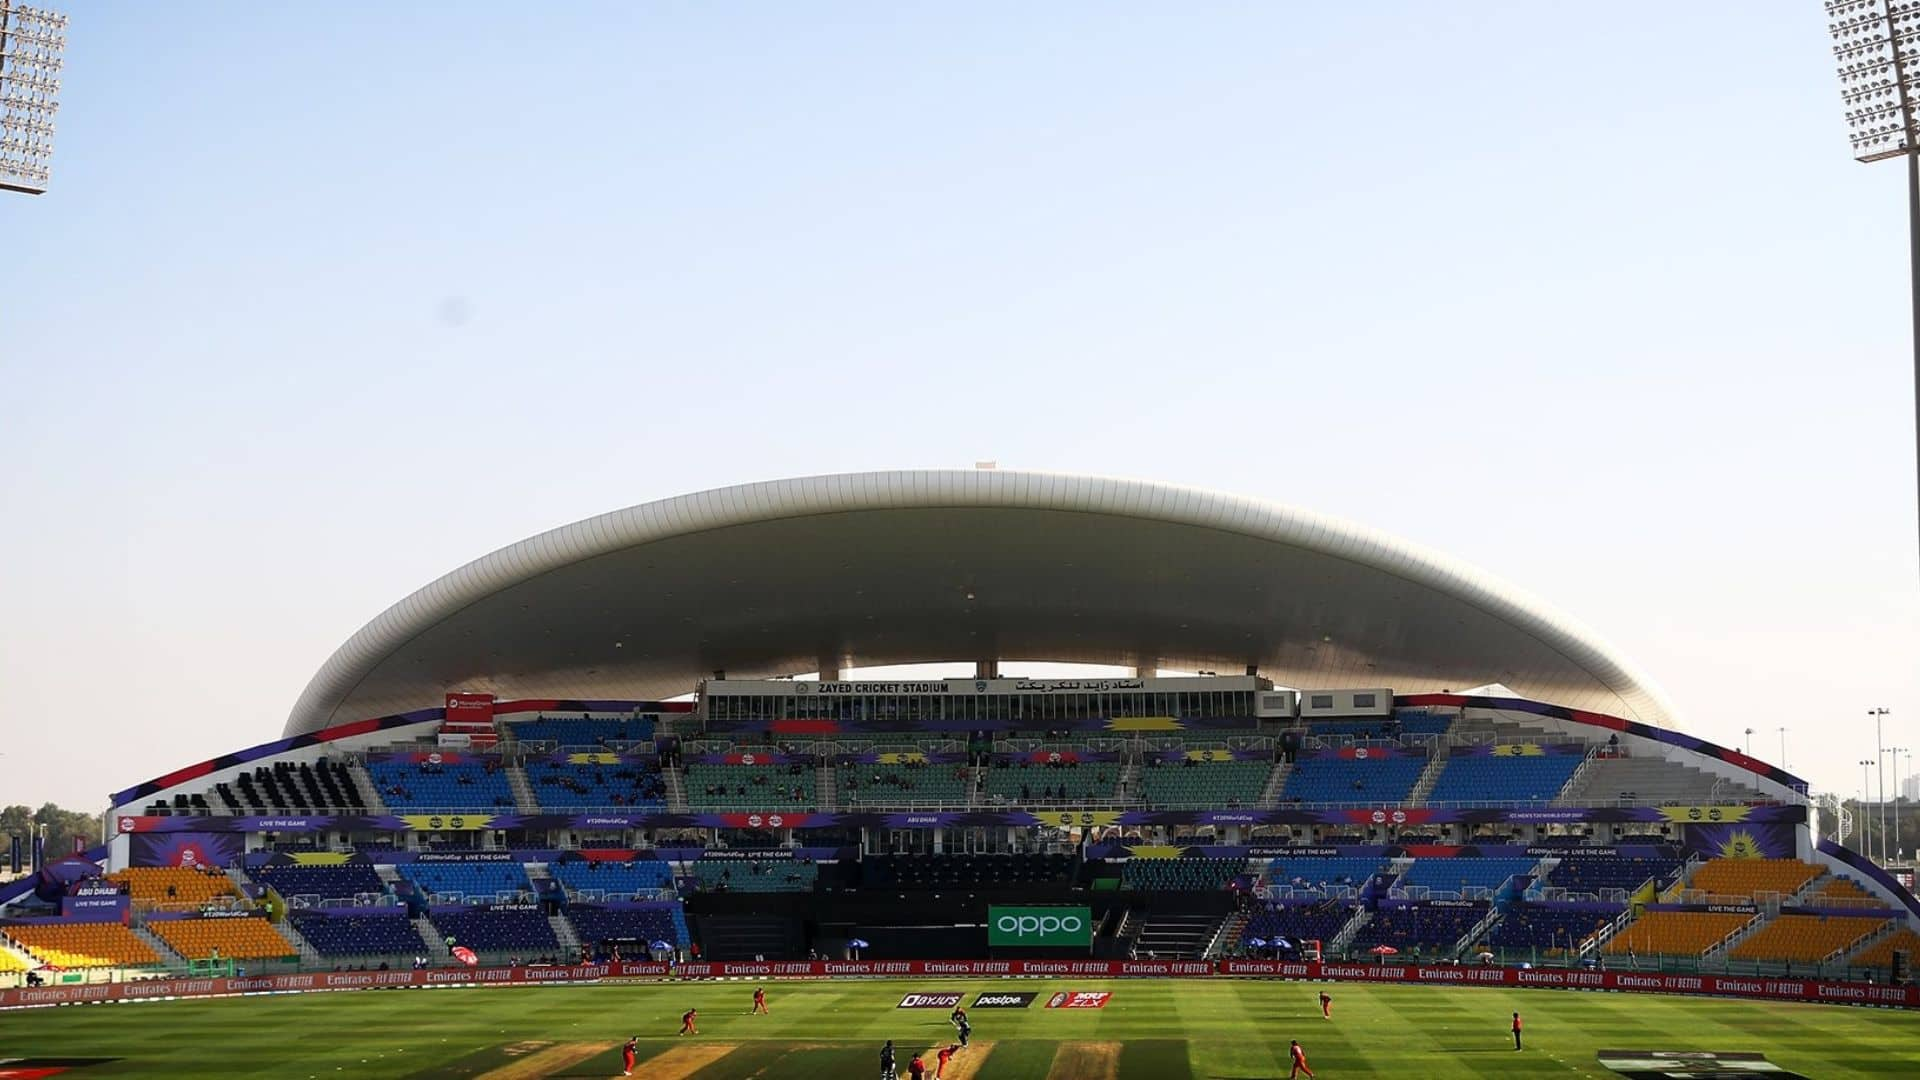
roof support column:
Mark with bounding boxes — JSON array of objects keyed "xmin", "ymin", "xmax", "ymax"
[
  {"xmin": 817, "ymin": 654, "xmax": 842, "ymax": 682},
  {"xmin": 1133, "ymin": 657, "xmax": 1159, "ymax": 679},
  {"xmin": 974, "ymin": 659, "xmax": 999, "ymax": 679}
]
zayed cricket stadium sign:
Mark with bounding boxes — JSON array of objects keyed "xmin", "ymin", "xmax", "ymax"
[{"xmin": 988, "ymin": 906, "xmax": 1092, "ymax": 948}]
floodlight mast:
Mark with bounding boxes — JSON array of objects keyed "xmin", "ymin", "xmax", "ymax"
[
  {"xmin": 1830, "ymin": 0, "xmax": 1920, "ymax": 566},
  {"xmin": 0, "ymin": 0, "xmax": 67, "ymax": 196}
]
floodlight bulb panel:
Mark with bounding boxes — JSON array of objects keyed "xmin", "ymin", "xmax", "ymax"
[{"xmin": 0, "ymin": 1, "xmax": 67, "ymax": 195}]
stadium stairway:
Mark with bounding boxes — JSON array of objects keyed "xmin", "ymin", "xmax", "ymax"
[
  {"xmin": 1256, "ymin": 760, "xmax": 1292, "ymax": 809},
  {"xmin": 1555, "ymin": 752, "xmax": 1600, "ymax": 804},
  {"xmin": 1132, "ymin": 913, "xmax": 1220, "ymax": 959},
  {"xmin": 1329, "ymin": 908, "xmax": 1372, "ymax": 954},
  {"xmin": 348, "ymin": 761, "xmax": 391, "ymax": 815},
  {"xmin": 1203, "ymin": 910, "xmax": 1250, "ymax": 959},
  {"xmin": 506, "ymin": 766, "xmax": 538, "ymax": 813},
  {"xmin": 663, "ymin": 768, "xmax": 689, "ymax": 813},
  {"xmin": 0, "ymin": 939, "xmax": 36, "ymax": 975},
  {"xmin": 818, "ymin": 765, "xmax": 838, "ymax": 811},
  {"xmin": 1404, "ymin": 750, "xmax": 1449, "ymax": 808},
  {"xmin": 1456, "ymin": 905, "xmax": 1505, "ymax": 954},
  {"xmin": 411, "ymin": 915, "xmax": 455, "ymax": 965},
  {"xmin": 130, "ymin": 924, "xmax": 186, "ymax": 970},
  {"xmin": 275, "ymin": 917, "xmax": 325, "ymax": 967},
  {"xmin": 546, "ymin": 913, "xmax": 583, "ymax": 959},
  {"xmin": 1109, "ymin": 907, "xmax": 1144, "ymax": 958}
]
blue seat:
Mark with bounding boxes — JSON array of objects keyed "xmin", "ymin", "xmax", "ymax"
[
  {"xmin": 289, "ymin": 911, "xmax": 426, "ymax": 957},
  {"xmin": 1426, "ymin": 754, "xmax": 1582, "ymax": 805}
]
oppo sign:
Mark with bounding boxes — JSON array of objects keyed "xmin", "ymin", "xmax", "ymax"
[{"xmin": 988, "ymin": 906, "xmax": 1092, "ymax": 947}]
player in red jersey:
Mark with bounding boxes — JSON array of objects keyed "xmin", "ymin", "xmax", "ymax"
[
  {"xmin": 752, "ymin": 986, "xmax": 769, "ymax": 1014},
  {"xmin": 621, "ymin": 1036, "xmax": 638, "ymax": 1075},
  {"xmin": 679, "ymin": 1007, "xmax": 698, "ymax": 1035},
  {"xmin": 1511, "ymin": 1011, "xmax": 1523, "ymax": 1051},
  {"xmin": 936, "ymin": 1043, "xmax": 961, "ymax": 1078},
  {"xmin": 1288, "ymin": 1039, "xmax": 1315, "ymax": 1078},
  {"xmin": 1319, "ymin": 991, "xmax": 1332, "ymax": 1019},
  {"xmin": 907, "ymin": 1052, "xmax": 928, "ymax": 1079}
]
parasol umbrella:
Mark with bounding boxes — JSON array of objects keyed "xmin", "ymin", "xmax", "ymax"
[
  {"xmin": 452, "ymin": 946, "xmax": 479, "ymax": 966},
  {"xmin": 1368, "ymin": 945, "xmax": 1398, "ymax": 955},
  {"xmin": 1245, "ymin": 937, "xmax": 1268, "ymax": 948},
  {"xmin": 649, "ymin": 940, "xmax": 674, "ymax": 952}
]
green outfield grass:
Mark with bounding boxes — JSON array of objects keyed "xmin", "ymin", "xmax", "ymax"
[{"xmin": 1, "ymin": 979, "xmax": 1915, "ymax": 1078}]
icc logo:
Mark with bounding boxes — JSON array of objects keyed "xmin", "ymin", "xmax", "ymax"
[
  {"xmin": 119, "ymin": 817, "xmax": 135, "ymax": 833},
  {"xmin": 1390, "ymin": 811, "xmax": 1407, "ymax": 824},
  {"xmin": 1371, "ymin": 811, "xmax": 1387, "ymax": 824},
  {"xmin": 428, "ymin": 817, "xmax": 444, "ymax": 829},
  {"xmin": 449, "ymin": 817, "xmax": 465, "ymax": 829},
  {"xmin": 427, "ymin": 753, "xmax": 443, "ymax": 765},
  {"xmin": 747, "ymin": 815, "xmax": 763, "ymax": 828},
  {"xmin": 768, "ymin": 815, "xmax": 784, "ymax": 827},
  {"xmin": 1687, "ymin": 807, "xmax": 1703, "ymax": 821},
  {"xmin": 1354, "ymin": 747, "xmax": 1369, "ymax": 759},
  {"xmin": 741, "ymin": 753, "xmax": 756, "ymax": 766}
]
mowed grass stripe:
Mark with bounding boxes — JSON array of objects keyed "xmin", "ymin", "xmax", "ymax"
[{"xmin": 1117, "ymin": 1039, "xmax": 1192, "ymax": 1080}]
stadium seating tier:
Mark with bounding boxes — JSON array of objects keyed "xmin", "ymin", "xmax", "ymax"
[
  {"xmin": 150, "ymin": 916, "xmax": 297, "ymax": 961},
  {"xmin": 1602, "ymin": 910, "xmax": 1754, "ymax": 957},
  {"xmin": 4, "ymin": 923, "xmax": 161, "ymax": 969}
]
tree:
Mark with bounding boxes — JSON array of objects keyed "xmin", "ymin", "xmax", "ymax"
[{"xmin": 0, "ymin": 803, "xmax": 104, "ymax": 864}]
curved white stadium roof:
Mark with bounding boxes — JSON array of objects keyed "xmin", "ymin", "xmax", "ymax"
[{"xmin": 285, "ymin": 470, "xmax": 1677, "ymax": 735}]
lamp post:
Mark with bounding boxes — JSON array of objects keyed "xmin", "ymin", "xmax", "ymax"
[
  {"xmin": 0, "ymin": 2, "xmax": 66, "ymax": 195},
  {"xmin": 1861, "ymin": 758, "xmax": 1876, "ymax": 859},
  {"xmin": 1894, "ymin": 746, "xmax": 1909, "ymax": 859},
  {"xmin": 1778, "ymin": 727, "xmax": 1788, "ymax": 768},
  {"xmin": 1744, "ymin": 728, "xmax": 1756, "ymax": 756},
  {"xmin": 1828, "ymin": 2, "xmax": 1920, "ymax": 559},
  {"xmin": 1870, "ymin": 708, "xmax": 1891, "ymax": 862}
]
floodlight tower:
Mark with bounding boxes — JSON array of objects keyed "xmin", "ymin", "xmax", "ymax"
[
  {"xmin": 0, "ymin": 1, "xmax": 67, "ymax": 195},
  {"xmin": 1828, "ymin": 1, "xmax": 1920, "ymax": 561}
]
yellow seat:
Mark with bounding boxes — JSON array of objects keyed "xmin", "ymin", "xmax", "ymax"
[
  {"xmin": 107, "ymin": 867, "xmax": 237, "ymax": 905},
  {"xmin": 1852, "ymin": 928, "xmax": 1920, "ymax": 969},
  {"xmin": 150, "ymin": 917, "xmax": 296, "ymax": 961},
  {"xmin": 1728, "ymin": 914, "xmax": 1888, "ymax": 963},
  {"xmin": 4, "ymin": 923, "xmax": 162, "ymax": 968},
  {"xmin": 1602, "ymin": 910, "xmax": 1753, "ymax": 957},
  {"xmin": 1815, "ymin": 877, "xmax": 1881, "ymax": 902},
  {"xmin": 1687, "ymin": 859, "xmax": 1820, "ymax": 899}
]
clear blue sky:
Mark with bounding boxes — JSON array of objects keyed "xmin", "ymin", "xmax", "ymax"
[{"xmin": 4, "ymin": 3, "xmax": 1917, "ymax": 819}]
